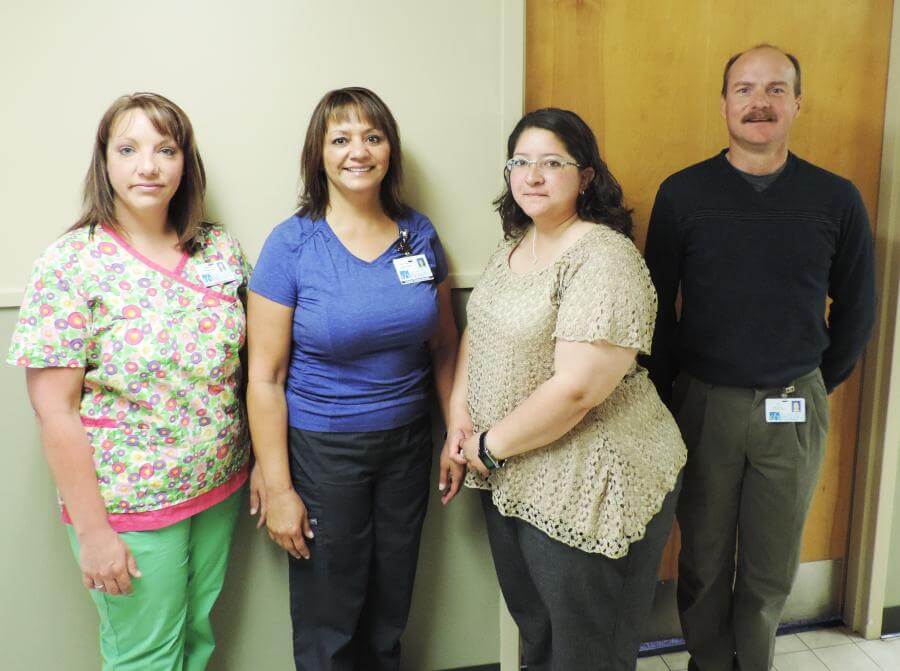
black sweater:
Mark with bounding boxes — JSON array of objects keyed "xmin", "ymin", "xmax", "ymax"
[{"xmin": 642, "ymin": 150, "xmax": 875, "ymax": 401}]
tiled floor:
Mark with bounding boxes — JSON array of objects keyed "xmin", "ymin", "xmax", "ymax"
[{"xmin": 636, "ymin": 627, "xmax": 900, "ymax": 670}]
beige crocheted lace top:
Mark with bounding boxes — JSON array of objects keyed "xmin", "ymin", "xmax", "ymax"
[{"xmin": 464, "ymin": 225, "xmax": 686, "ymax": 557}]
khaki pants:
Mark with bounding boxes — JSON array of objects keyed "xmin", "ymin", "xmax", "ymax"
[{"xmin": 674, "ymin": 369, "xmax": 829, "ymax": 671}]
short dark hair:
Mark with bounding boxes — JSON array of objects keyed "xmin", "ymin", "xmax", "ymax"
[
  {"xmin": 721, "ymin": 44, "xmax": 801, "ymax": 97},
  {"xmin": 297, "ymin": 87, "xmax": 408, "ymax": 221},
  {"xmin": 493, "ymin": 108, "xmax": 633, "ymax": 240}
]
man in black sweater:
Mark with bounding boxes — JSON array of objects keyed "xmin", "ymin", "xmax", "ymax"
[{"xmin": 643, "ymin": 45, "xmax": 875, "ymax": 671}]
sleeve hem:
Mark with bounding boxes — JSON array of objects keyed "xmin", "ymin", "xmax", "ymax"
[
  {"xmin": 246, "ymin": 286, "xmax": 296, "ymax": 308},
  {"xmin": 6, "ymin": 356, "xmax": 86, "ymax": 369},
  {"xmin": 553, "ymin": 327, "xmax": 650, "ymax": 355}
]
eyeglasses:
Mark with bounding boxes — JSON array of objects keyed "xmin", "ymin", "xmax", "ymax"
[{"xmin": 505, "ymin": 157, "xmax": 582, "ymax": 173}]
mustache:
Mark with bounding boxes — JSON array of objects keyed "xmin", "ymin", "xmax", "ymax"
[{"xmin": 742, "ymin": 110, "xmax": 776, "ymax": 123}]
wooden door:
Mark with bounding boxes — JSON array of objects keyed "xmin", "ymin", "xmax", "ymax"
[{"xmin": 525, "ymin": 0, "xmax": 892, "ymax": 582}]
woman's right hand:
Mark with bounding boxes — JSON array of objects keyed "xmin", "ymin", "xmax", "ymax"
[
  {"xmin": 249, "ymin": 461, "xmax": 267, "ymax": 529},
  {"xmin": 265, "ymin": 487, "xmax": 314, "ymax": 559},
  {"xmin": 439, "ymin": 430, "xmax": 467, "ymax": 505},
  {"xmin": 78, "ymin": 527, "xmax": 141, "ymax": 595}
]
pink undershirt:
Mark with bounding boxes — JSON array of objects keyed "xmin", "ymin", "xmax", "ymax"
[{"xmin": 61, "ymin": 465, "xmax": 249, "ymax": 532}]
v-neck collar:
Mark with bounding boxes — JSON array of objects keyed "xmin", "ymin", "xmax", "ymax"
[
  {"xmin": 319, "ymin": 217, "xmax": 404, "ymax": 267},
  {"xmin": 100, "ymin": 224, "xmax": 237, "ymax": 303}
]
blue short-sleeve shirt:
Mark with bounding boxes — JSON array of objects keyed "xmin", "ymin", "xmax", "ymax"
[{"xmin": 249, "ymin": 209, "xmax": 448, "ymax": 432}]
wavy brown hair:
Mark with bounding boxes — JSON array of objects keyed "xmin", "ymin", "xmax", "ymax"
[
  {"xmin": 70, "ymin": 92, "xmax": 207, "ymax": 254},
  {"xmin": 494, "ymin": 108, "xmax": 633, "ymax": 240},
  {"xmin": 297, "ymin": 87, "xmax": 408, "ymax": 221}
]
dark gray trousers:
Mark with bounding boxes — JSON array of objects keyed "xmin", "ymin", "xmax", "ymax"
[
  {"xmin": 674, "ymin": 369, "xmax": 829, "ymax": 671},
  {"xmin": 481, "ymin": 475, "xmax": 681, "ymax": 671},
  {"xmin": 287, "ymin": 416, "xmax": 432, "ymax": 671}
]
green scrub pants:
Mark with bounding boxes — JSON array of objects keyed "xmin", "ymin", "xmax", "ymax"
[
  {"xmin": 673, "ymin": 369, "xmax": 829, "ymax": 671},
  {"xmin": 66, "ymin": 489, "xmax": 242, "ymax": 671}
]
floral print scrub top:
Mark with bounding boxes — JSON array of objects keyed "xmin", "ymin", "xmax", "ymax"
[{"xmin": 8, "ymin": 224, "xmax": 251, "ymax": 530}]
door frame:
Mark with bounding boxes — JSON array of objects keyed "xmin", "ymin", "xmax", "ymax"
[{"xmin": 845, "ymin": 4, "xmax": 900, "ymax": 639}]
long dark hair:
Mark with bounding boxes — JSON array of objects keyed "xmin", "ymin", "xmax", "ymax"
[
  {"xmin": 494, "ymin": 108, "xmax": 633, "ymax": 240},
  {"xmin": 297, "ymin": 87, "xmax": 409, "ymax": 221},
  {"xmin": 70, "ymin": 92, "xmax": 207, "ymax": 254}
]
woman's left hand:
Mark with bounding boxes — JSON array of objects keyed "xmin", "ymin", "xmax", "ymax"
[
  {"xmin": 459, "ymin": 431, "xmax": 490, "ymax": 477},
  {"xmin": 249, "ymin": 461, "xmax": 267, "ymax": 529}
]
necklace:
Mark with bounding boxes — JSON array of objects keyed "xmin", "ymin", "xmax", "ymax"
[{"xmin": 529, "ymin": 213, "xmax": 578, "ymax": 265}]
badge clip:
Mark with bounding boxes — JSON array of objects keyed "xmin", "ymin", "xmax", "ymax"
[{"xmin": 397, "ymin": 229, "xmax": 412, "ymax": 256}]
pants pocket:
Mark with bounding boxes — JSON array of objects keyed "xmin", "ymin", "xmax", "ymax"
[
  {"xmin": 674, "ymin": 374, "xmax": 710, "ymax": 453},
  {"xmin": 793, "ymin": 372, "xmax": 829, "ymax": 456},
  {"xmin": 671, "ymin": 371, "xmax": 690, "ymax": 417}
]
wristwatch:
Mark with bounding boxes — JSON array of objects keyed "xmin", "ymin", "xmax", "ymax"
[{"xmin": 478, "ymin": 430, "xmax": 506, "ymax": 471}]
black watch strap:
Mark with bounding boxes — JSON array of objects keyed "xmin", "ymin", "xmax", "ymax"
[{"xmin": 478, "ymin": 430, "xmax": 505, "ymax": 471}]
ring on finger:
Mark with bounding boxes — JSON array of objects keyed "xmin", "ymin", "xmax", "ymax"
[{"xmin": 93, "ymin": 583, "xmax": 105, "ymax": 591}]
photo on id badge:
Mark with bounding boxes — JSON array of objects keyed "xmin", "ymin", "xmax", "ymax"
[{"xmin": 197, "ymin": 260, "xmax": 236, "ymax": 288}]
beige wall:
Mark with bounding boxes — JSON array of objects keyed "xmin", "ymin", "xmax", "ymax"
[
  {"xmin": 0, "ymin": 0, "xmax": 523, "ymax": 304},
  {"xmin": 0, "ymin": 1, "xmax": 524, "ymax": 669}
]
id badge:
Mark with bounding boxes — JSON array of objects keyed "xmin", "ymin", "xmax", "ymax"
[
  {"xmin": 765, "ymin": 398, "xmax": 806, "ymax": 423},
  {"xmin": 196, "ymin": 261, "xmax": 238, "ymax": 287},
  {"xmin": 392, "ymin": 254, "xmax": 434, "ymax": 285}
]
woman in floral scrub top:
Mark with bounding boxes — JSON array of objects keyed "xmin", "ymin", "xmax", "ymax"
[{"xmin": 7, "ymin": 93, "xmax": 252, "ymax": 671}]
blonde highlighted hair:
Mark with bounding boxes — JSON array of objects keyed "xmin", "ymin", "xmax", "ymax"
[{"xmin": 71, "ymin": 92, "xmax": 208, "ymax": 254}]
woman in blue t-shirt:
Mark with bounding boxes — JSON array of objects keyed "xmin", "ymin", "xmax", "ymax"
[{"xmin": 246, "ymin": 87, "xmax": 460, "ymax": 670}]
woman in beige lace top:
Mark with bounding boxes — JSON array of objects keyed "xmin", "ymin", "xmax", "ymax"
[{"xmin": 440, "ymin": 109, "xmax": 686, "ymax": 669}]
